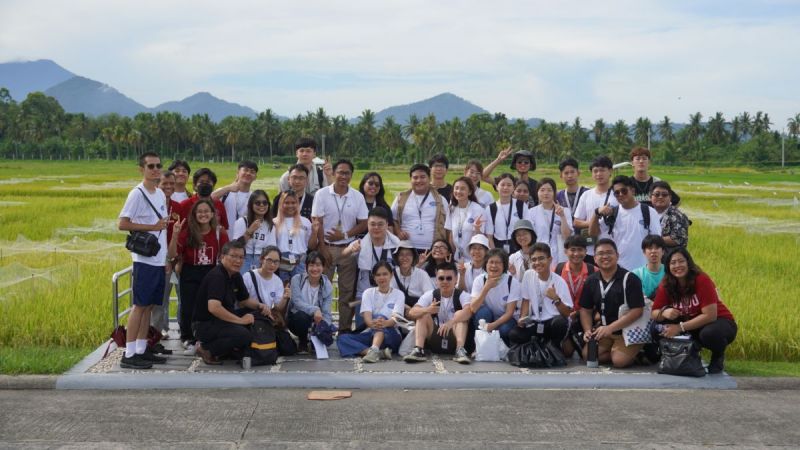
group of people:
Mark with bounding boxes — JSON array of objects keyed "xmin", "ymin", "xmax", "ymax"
[{"xmin": 118, "ymin": 138, "xmax": 736, "ymax": 374}]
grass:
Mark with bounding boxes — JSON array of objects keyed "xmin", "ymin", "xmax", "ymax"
[
  {"xmin": 1, "ymin": 159, "xmax": 799, "ymax": 374},
  {"xmin": 725, "ymin": 360, "xmax": 800, "ymax": 377}
]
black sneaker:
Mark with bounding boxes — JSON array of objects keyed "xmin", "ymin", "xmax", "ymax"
[
  {"xmin": 150, "ymin": 343, "xmax": 173, "ymax": 355},
  {"xmin": 708, "ymin": 354, "xmax": 725, "ymax": 374},
  {"xmin": 120, "ymin": 354, "xmax": 153, "ymax": 369},
  {"xmin": 403, "ymin": 347, "xmax": 427, "ymax": 363},
  {"xmin": 140, "ymin": 349, "xmax": 167, "ymax": 364}
]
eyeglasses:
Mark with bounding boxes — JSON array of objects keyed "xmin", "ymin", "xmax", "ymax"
[
  {"xmin": 253, "ymin": 200, "xmax": 269, "ymax": 206},
  {"xmin": 437, "ymin": 275, "xmax": 454, "ymax": 281},
  {"xmin": 651, "ymin": 192, "xmax": 670, "ymax": 198},
  {"xmin": 145, "ymin": 163, "xmax": 163, "ymax": 170},
  {"xmin": 613, "ymin": 188, "xmax": 629, "ymax": 197},
  {"xmin": 530, "ymin": 256, "xmax": 548, "ymax": 263},
  {"xmin": 263, "ymin": 258, "xmax": 280, "ymax": 265},
  {"xmin": 595, "ymin": 251, "xmax": 616, "ymax": 257},
  {"xmin": 432, "ymin": 245, "xmax": 449, "ymax": 251}
]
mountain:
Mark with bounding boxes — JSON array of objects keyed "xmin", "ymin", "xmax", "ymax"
[
  {"xmin": 0, "ymin": 59, "xmax": 75, "ymax": 101},
  {"xmin": 371, "ymin": 92, "xmax": 489, "ymax": 125},
  {"xmin": 153, "ymin": 92, "xmax": 257, "ymax": 121},
  {"xmin": 44, "ymin": 76, "xmax": 148, "ymax": 117}
]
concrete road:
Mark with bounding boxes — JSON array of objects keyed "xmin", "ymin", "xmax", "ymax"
[{"xmin": 1, "ymin": 388, "xmax": 799, "ymax": 448}]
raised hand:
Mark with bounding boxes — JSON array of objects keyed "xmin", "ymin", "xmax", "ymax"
[
  {"xmin": 247, "ymin": 218, "xmax": 262, "ymax": 235},
  {"xmin": 545, "ymin": 285, "xmax": 558, "ymax": 301},
  {"xmin": 554, "ymin": 204, "xmax": 566, "ymax": 218},
  {"xmin": 416, "ymin": 250, "xmax": 429, "ymax": 267},
  {"xmin": 473, "ymin": 215, "xmax": 484, "ymax": 233},
  {"xmin": 172, "ymin": 217, "xmax": 186, "ymax": 234}
]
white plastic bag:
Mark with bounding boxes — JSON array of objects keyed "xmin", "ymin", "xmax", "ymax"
[
  {"xmin": 398, "ymin": 329, "xmax": 416, "ymax": 356},
  {"xmin": 474, "ymin": 329, "xmax": 509, "ymax": 362}
]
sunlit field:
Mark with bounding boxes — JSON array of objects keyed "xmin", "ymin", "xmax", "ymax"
[{"xmin": 1, "ymin": 160, "xmax": 798, "ymax": 374}]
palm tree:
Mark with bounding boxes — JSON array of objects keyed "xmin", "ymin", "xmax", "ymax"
[
  {"xmin": 658, "ymin": 116, "xmax": 674, "ymax": 143},
  {"xmin": 706, "ymin": 112, "xmax": 727, "ymax": 145},
  {"xmin": 633, "ymin": 117, "xmax": 652, "ymax": 147},
  {"xmin": 730, "ymin": 116, "xmax": 742, "ymax": 143},
  {"xmin": 787, "ymin": 113, "xmax": 800, "ymax": 139},
  {"xmin": 256, "ymin": 109, "xmax": 281, "ymax": 159},
  {"xmin": 592, "ymin": 119, "xmax": 606, "ymax": 144},
  {"xmin": 611, "ymin": 120, "xmax": 630, "ymax": 145},
  {"xmin": 739, "ymin": 111, "xmax": 752, "ymax": 136}
]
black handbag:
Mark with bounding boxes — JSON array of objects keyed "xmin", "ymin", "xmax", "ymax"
[
  {"xmin": 125, "ymin": 188, "xmax": 163, "ymax": 257},
  {"xmin": 508, "ymin": 337, "xmax": 566, "ymax": 369},
  {"xmin": 657, "ymin": 337, "xmax": 706, "ymax": 377}
]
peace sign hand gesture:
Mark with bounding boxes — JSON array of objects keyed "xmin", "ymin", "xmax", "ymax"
[{"xmin": 172, "ymin": 218, "xmax": 186, "ymax": 235}]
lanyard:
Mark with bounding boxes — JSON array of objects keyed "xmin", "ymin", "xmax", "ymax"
[
  {"xmin": 455, "ymin": 206, "xmax": 468, "ymax": 239},
  {"xmin": 286, "ymin": 219, "xmax": 298, "ymax": 254},
  {"xmin": 534, "ymin": 274, "xmax": 551, "ymax": 319},
  {"xmin": 414, "ymin": 191, "xmax": 430, "ymax": 222},
  {"xmin": 332, "ymin": 190, "xmax": 347, "ymax": 229},
  {"xmin": 598, "ymin": 278, "xmax": 615, "ymax": 326},
  {"xmin": 565, "ymin": 266, "xmax": 585, "ymax": 302},
  {"xmin": 371, "ymin": 245, "xmax": 387, "ymax": 265},
  {"xmin": 501, "ymin": 201, "xmax": 513, "ymax": 239}
]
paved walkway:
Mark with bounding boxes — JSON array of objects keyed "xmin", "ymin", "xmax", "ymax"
[{"xmin": 58, "ymin": 325, "xmax": 736, "ymax": 390}]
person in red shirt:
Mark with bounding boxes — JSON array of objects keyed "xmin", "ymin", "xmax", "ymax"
[
  {"xmin": 652, "ymin": 248, "xmax": 737, "ymax": 374},
  {"xmin": 168, "ymin": 199, "xmax": 229, "ymax": 355},
  {"xmin": 555, "ymin": 235, "xmax": 597, "ymax": 358},
  {"xmin": 176, "ymin": 168, "xmax": 229, "ymax": 232}
]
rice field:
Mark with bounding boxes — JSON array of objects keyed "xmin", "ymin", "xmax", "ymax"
[{"xmin": 0, "ymin": 160, "xmax": 798, "ymax": 373}]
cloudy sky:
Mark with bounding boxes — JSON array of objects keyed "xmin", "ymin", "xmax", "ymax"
[{"xmin": 1, "ymin": 0, "xmax": 798, "ymax": 124}]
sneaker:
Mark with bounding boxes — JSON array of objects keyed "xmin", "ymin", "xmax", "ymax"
[
  {"xmin": 708, "ymin": 354, "xmax": 725, "ymax": 374},
  {"xmin": 150, "ymin": 343, "xmax": 173, "ymax": 355},
  {"xmin": 382, "ymin": 347, "xmax": 393, "ymax": 360},
  {"xmin": 120, "ymin": 354, "xmax": 153, "ymax": 370},
  {"xmin": 453, "ymin": 347, "xmax": 471, "ymax": 364},
  {"xmin": 403, "ymin": 347, "xmax": 427, "ymax": 363},
  {"xmin": 362, "ymin": 347, "xmax": 381, "ymax": 363},
  {"xmin": 297, "ymin": 341, "xmax": 310, "ymax": 355},
  {"xmin": 181, "ymin": 340, "xmax": 191, "ymax": 349},
  {"xmin": 195, "ymin": 343, "xmax": 222, "ymax": 366},
  {"xmin": 140, "ymin": 349, "xmax": 167, "ymax": 364},
  {"xmin": 183, "ymin": 343, "xmax": 196, "ymax": 356}
]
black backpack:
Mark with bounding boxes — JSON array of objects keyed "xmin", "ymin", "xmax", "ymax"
[
  {"xmin": 247, "ymin": 315, "xmax": 278, "ymax": 365},
  {"xmin": 433, "ymin": 288, "xmax": 465, "ymax": 311},
  {"xmin": 603, "ymin": 203, "xmax": 651, "ymax": 237},
  {"xmin": 489, "ymin": 200, "xmax": 526, "ymax": 232}
]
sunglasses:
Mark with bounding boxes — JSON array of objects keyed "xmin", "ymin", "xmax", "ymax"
[
  {"xmin": 651, "ymin": 192, "xmax": 670, "ymax": 198},
  {"xmin": 613, "ymin": 187, "xmax": 629, "ymax": 197},
  {"xmin": 145, "ymin": 163, "xmax": 163, "ymax": 170},
  {"xmin": 437, "ymin": 275, "xmax": 454, "ymax": 281},
  {"xmin": 366, "ymin": 180, "xmax": 380, "ymax": 187},
  {"xmin": 253, "ymin": 200, "xmax": 269, "ymax": 206}
]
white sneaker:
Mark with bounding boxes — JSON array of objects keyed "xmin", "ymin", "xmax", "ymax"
[
  {"xmin": 382, "ymin": 348, "xmax": 393, "ymax": 360},
  {"xmin": 453, "ymin": 347, "xmax": 471, "ymax": 364},
  {"xmin": 181, "ymin": 340, "xmax": 191, "ymax": 349},
  {"xmin": 362, "ymin": 347, "xmax": 381, "ymax": 363},
  {"xmin": 183, "ymin": 344, "xmax": 196, "ymax": 356}
]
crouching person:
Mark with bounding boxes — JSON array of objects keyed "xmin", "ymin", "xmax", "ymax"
[
  {"xmin": 193, "ymin": 240, "xmax": 271, "ymax": 365},
  {"xmin": 470, "ymin": 248, "xmax": 521, "ymax": 345},
  {"xmin": 403, "ymin": 263, "xmax": 474, "ymax": 364},
  {"xmin": 287, "ymin": 251, "xmax": 334, "ymax": 353},
  {"xmin": 337, "ymin": 262, "xmax": 405, "ymax": 362},
  {"xmin": 512, "ymin": 243, "xmax": 572, "ymax": 349}
]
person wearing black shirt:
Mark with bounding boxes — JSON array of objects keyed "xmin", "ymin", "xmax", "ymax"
[
  {"xmin": 579, "ymin": 238, "xmax": 645, "ymax": 368},
  {"xmin": 429, "ymin": 154, "xmax": 453, "ymax": 202},
  {"xmin": 193, "ymin": 240, "xmax": 269, "ymax": 365}
]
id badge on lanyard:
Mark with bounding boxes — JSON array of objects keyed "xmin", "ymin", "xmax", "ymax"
[{"xmin": 599, "ymin": 279, "xmax": 615, "ymax": 326}]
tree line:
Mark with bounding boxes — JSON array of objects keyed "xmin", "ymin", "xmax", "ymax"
[{"xmin": 1, "ymin": 88, "xmax": 798, "ymax": 166}]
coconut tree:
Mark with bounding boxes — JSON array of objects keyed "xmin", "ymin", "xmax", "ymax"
[
  {"xmin": 658, "ymin": 116, "xmax": 674, "ymax": 143},
  {"xmin": 706, "ymin": 112, "xmax": 727, "ymax": 145}
]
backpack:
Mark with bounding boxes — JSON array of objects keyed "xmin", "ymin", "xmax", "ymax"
[
  {"xmin": 247, "ymin": 314, "xmax": 279, "ymax": 365},
  {"xmin": 603, "ymin": 203, "xmax": 651, "ymax": 237},
  {"xmin": 489, "ymin": 200, "xmax": 526, "ymax": 233},
  {"xmin": 433, "ymin": 288, "xmax": 465, "ymax": 311}
]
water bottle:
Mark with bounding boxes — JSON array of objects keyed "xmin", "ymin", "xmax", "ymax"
[
  {"xmin": 586, "ymin": 336, "xmax": 599, "ymax": 368},
  {"xmin": 242, "ymin": 356, "xmax": 252, "ymax": 370}
]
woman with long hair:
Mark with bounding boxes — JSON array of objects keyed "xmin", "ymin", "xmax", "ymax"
[
  {"xmin": 232, "ymin": 189, "xmax": 276, "ymax": 274},
  {"xmin": 529, "ymin": 177, "xmax": 572, "ymax": 269},
  {"xmin": 652, "ymin": 248, "xmax": 737, "ymax": 374},
  {"xmin": 445, "ymin": 176, "xmax": 486, "ymax": 263},
  {"xmin": 357, "ymin": 171, "xmax": 394, "ymax": 238},
  {"xmin": 274, "ymin": 189, "xmax": 319, "ymax": 282},
  {"xmin": 485, "ymin": 173, "xmax": 528, "ymax": 253},
  {"xmin": 168, "ymin": 199, "xmax": 228, "ymax": 355},
  {"xmin": 287, "ymin": 251, "xmax": 334, "ymax": 353},
  {"xmin": 418, "ymin": 238, "xmax": 453, "ymax": 284},
  {"xmin": 391, "ymin": 242, "xmax": 435, "ymax": 317}
]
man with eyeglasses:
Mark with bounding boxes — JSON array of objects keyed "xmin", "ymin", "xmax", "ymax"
[
  {"xmin": 579, "ymin": 238, "xmax": 646, "ymax": 368},
  {"xmin": 193, "ymin": 240, "xmax": 270, "ymax": 365},
  {"xmin": 311, "ymin": 159, "xmax": 368, "ymax": 332},
  {"xmin": 404, "ymin": 263, "xmax": 474, "ymax": 364},
  {"xmin": 212, "ymin": 160, "xmax": 259, "ymax": 239},
  {"xmin": 278, "ymin": 137, "xmax": 332, "ymax": 195},
  {"xmin": 630, "ymin": 147, "xmax": 661, "ymax": 207},
  {"xmin": 118, "ymin": 152, "xmax": 170, "ymax": 369},
  {"xmin": 590, "ymin": 175, "xmax": 661, "ymax": 271},
  {"xmin": 272, "ymin": 164, "xmax": 315, "ymax": 220},
  {"xmin": 573, "ymin": 156, "xmax": 619, "ymax": 261},
  {"xmin": 649, "ymin": 181, "xmax": 689, "ymax": 249},
  {"xmin": 429, "ymin": 153, "xmax": 453, "ymax": 202}
]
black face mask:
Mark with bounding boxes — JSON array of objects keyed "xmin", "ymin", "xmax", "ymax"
[{"xmin": 196, "ymin": 183, "xmax": 213, "ymax": 197}]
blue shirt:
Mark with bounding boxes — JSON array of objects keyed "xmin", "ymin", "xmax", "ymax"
[{"xmin": 632, "ymin": 265, "xmax": 665, "ymax": 299}]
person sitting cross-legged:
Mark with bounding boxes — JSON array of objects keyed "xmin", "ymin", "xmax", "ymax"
[{"xmin": 403, "ymin": 263, "xmax": 474, "ymax": 364}]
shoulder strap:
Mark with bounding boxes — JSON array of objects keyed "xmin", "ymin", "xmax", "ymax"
[
  {"xmin": 490, "ymin": 203, "xmax": 498, "ymax": 225},
  {"xmin": 622, "ymin": 271, "xmax": 630, "ymax": 307},
  {"xmin": 433, "ymin": 288, "xmax": 441, "ymax": 302},
  {"xmin": 316, "ymin": 165, "xmax": 324, "ymax": 187},
  {"xmin": 220, "ymin": 192, "xmax": 229, "ymax": 204},
  {"xmin": 507, "ymin": 274, "xmax": 513, "ymax": 290},
  {"xmin": 393, "ymin": 269, "xmax": 409, "ymax": 296},
  {"xmin": 453, "ymin": 289, "xmax": 463, "ymax": 311},
  {"xmin": 515, "ymin": 199, "xmax": 524, "ymax": 220},
  {"xmin": 249, "ymin": 271, "xmax": 262, "ymax": 302},
  {"xmin": 137, "ymin": 187, "xmax": 163, "ymax": 219},
  {"xmin": 640, "ymin": 203, "xmax": 650, "ymax": 230},
  {"xmin": 587, "ymin": 263, "xmax": 597, "ymax": 274},
  {"xmin": 555, "ymin": 262, "xmax": 566, "ymax": 275},
  {"xmin": 606, "ymin": 205, "xmax": 621, "ymax": 235}
]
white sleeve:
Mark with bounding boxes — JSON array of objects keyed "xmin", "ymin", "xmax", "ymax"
[
  {"xmin": 574, "ymin": 194, "xmax": 589, "ymax": 221},
  {"xmin": 554, "ymin": 276, "xmax": 573, "ymax": 309},
  {"xmin": 278, "ymin": 172, "xmax": 290, "ymax": 192},
  {"xmin": 391, "ymin": 291, "xmax": 406, "ymax": 316},
  {"xmin": 242, "ymin": 272, "xmax": 257, "ymax": 300},
  {"xmin": 459, "ymin": 291, "xmax": 472, "ymax": 307},
  {"xmin": 647, "ymin": 206, "xmax": 662, "ymax": 235},
  {"xmin": 355, "ymin": 195, "xmax": 369, "ymax": 221},
  {"xmin": 232, "ymin": 217, "xmax": 247, "ymax": 240},
  {"xmin": 390, "ymin": 196, "xmax": 399, "ymax": 219},
  {"xmin": 311, "ymin": 190, "xmax": 324, "ymax": 218},
  {"xmin": 119, "ymin": 188, "xmax": 141, "ymax": 220},
  {"xmin": 520, "ymin": 270, "xmax": 534, "ymax": 301},
  {"xmin": 508, "ymin": 277, "xmax": 522, "ymax": 303},
  {"xmin": 417, "ymin": 269, "xmax": 435, "ymax": 293},
  {"xmin": 483, "ymin": 204, "xmax": 495, "ymax": 235},
  {"xmin": 416, "ymin": 291, "xmax": 433, "ymax": 308},
  {"xmin": 444, "ymin": 208, "xmax": 453, "ymax": 231},
  {"xmin": 360, "ymin": 288, "xmax": 375, "ymax": 313},
  {"xmin": 471, "ymin": 275, "xmax": 485, "ymax": 300}
]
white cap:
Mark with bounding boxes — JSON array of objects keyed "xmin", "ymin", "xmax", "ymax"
[{"xmin": 468, "ymin": 234, "xmax": 490, "ymax": 249}]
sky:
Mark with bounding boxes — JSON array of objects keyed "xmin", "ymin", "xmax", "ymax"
[{"xmin": 1, "ymin": 0, "xmax": 798, "ymax": 124}]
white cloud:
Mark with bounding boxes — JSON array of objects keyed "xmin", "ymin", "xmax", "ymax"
[{"xmin": 0, "ymin": 0, "xmax": 798, "ymax": 123}]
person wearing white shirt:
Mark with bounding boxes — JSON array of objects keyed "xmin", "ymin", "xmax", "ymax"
[
  {"xmin": 485, "ymin": 173, "xmax": 529, "ymax": 254},
  {"xmin": 311, "ymin": 159, "xmax": 368, "ymax": 332},
  {"xmin": 590, "ymin": 175, "xmax": 662, "ymax": 271},
  {"xmin": 529, "ymin": 177, "xmax": 573, "ymax": 268},
  {"xmin": 212, "ymin": 161, "xmax": 259, "ymax": 240},
  {"xmin": 274, "ymin": 189, "xmax": 319, "ymax": 282},
  {"xmin": 464, "ymin": 160, "xmax": 495, "ymax": 208},
  {"xmin": 278, "ymin": 137, "xmax": 332, "ymax": 196},
  {"xmin": 404, "ymin": 263, "xmax": 474, "ymax": 364},
  {"xmin": 512, "ymin": 243, "xmax": 573, "ymax": 348},
  {"xmin": 469, "ymin": 248, "xmax": 521, "ymax": 344},
  {"xmin": 445, "ymin": 176, "xmax": 487, "ymax": 263},
  {"xmin": 337, "ymin": 262, "xmax": 405, "ymax": 362},
  {"xmin": 391, "ymin": 164, "xmax": 449, "ymax": 252},
  {"xmin": 508, "ymin": 219, "xmax": 537, "ymax": 282},
  {"xmin": 118, "ymin": 152, "xmax": 170, "ymax": 369},
  {"xmin": 342, "ymin": 207, "xmax": 400, "ymax": 329},
  {"xmin": 457, "ymin": 234, "xmax": 489, "ymax": 294},
  {"xmin": 231, "ymin": 189, "xmax": 277, "ymax": 274},
  {"xmin": 573, "ymin": 156, "xmax": 619, "ymax": 258},
  {"xmin": 391, "ymin": 242, "xmax": 435, "ymax": 316},
  {"xmin": 242, "ymin": 246, "xmax": 290, "ymax": 326}
]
